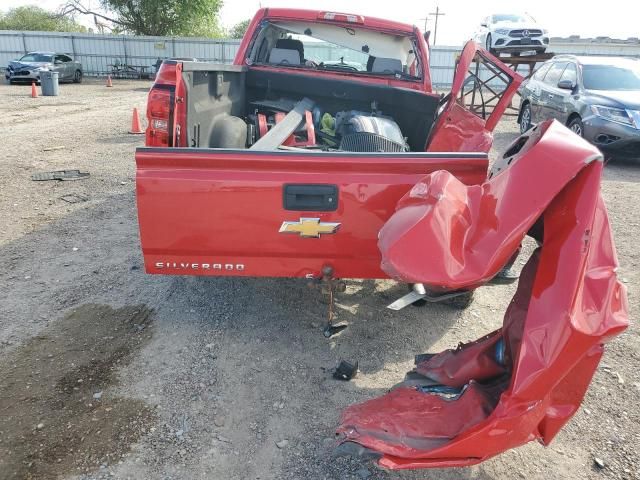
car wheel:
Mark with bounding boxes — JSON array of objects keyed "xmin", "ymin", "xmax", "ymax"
[
  {"xmin": 485, "ymin": 34, "xmax": 497, "ymax": 55},
  {"xmin": 568, "ymin": 116, "xmax": 584, "ymax": 137},
  {"xmin": 520, "ymin": 103, "xmax": 532, "ymax": 133},
  {"xmin": 73, "ymin": 70, "xmax": 82, "ymax": 83},
  {"xmin": 484, "ymin": 34, "xmax": 493, "ymax": 54}
]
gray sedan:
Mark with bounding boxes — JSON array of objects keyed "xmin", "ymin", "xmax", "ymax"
[
  {"xmin": 6, "ymin": 52, "xmax": 83, "ymax": 84},
  {"xmin": 518, "ymin": 55, "xmax": 640, "ymax": 159}
]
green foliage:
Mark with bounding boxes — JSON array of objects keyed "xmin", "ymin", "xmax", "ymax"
[
  {"xmin": 0, "ymin": 6, "xmax": 87, "ymax": 32},
  {"xmin": 99, "ymin": 0, "xmax": 224, "ymax": 37},
  {"xmin": 228, "ymin": 19, "xmax": 250, "ymax": 39}
]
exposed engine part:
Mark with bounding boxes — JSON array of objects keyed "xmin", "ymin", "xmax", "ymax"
[
  {"xmin": 247, "ymin": 98, "xmax": 316, "ymax": 149},
  {"xmin": 246, "ymin": 101, "xmax": 408, "ymax": 153},
  {"xmin": 209, "ymin": 115, "xmax": 247, "ymax": 148},
  {"xmin": 340, "ymin": 132, "xmax": 407, "ymax": 153},
  {"xmin": 336, "ymin": 111, "xmax": 408, "ymax": 152}
]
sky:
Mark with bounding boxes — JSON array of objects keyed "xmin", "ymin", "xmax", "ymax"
[{"xmin": 2, "ymin": 0, "xmax": 639, "ymax": 45}]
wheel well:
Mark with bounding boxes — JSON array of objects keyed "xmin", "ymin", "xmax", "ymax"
[{"xmin": 567, "ymin": 113, "xmax": 581, "ymax": 126}]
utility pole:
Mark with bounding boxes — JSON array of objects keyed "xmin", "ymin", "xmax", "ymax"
[
  {"xmin": 418, "ymin": 17, "xmax": 430, "ymax": 33},
  {"xmin": 428, "ymin": 6, "xmax": 446, "ymax": 45}
]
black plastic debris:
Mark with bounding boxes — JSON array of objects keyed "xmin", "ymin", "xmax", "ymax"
[
  {"xmin": 32, "ymin": 170, "xmax": 90, "ymax": 181},
  {"xmin": 59, "ymin": 193, "xmax": 88, "ymax": 203},
  {"xmin": 323, "ymin": 323, "xmax": 348, "ymax": 338},
  {"xmin": 333, "ymin": 360, "xmax": 358, "ymax": 381}
]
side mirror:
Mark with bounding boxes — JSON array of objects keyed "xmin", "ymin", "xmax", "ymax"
[{"xmin": 557, "ymin": 79, "xmax": 575, "ymax": 90}]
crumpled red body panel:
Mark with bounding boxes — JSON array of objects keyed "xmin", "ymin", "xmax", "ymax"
[{"xmin": 337, "ymin": 120, "xmax": 628, "ymax": 469}]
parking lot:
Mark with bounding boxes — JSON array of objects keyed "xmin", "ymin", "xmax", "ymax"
[{"xmin": 0, "ymin": 80, "xmax": 638, "ymax": 480}]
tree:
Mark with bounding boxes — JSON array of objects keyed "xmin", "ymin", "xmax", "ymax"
[
  {"xmin": 59, "ymin": 0, "xmax": 224, "ymax": 37},
  {"xmin": 228, "ymin": 19, "xmax": 250, "ymax": 39},
  {"xmin": 0, "ymin": 6, "xmax": 87, "ymax": 32}
]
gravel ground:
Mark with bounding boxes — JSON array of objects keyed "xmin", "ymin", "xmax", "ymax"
[{"xmin": 0, "ymin": 80, "xmax": 638, "ymax": 480}]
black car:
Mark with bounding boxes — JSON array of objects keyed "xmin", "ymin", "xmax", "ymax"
[{"xmin": 518, "ymin": 55, "xmax": 640, "ymax": 159}]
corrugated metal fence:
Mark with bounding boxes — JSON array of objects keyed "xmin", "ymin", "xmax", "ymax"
[
  {"xmin": 2, "ymin": 30, "xmax": 640, "ymax": 87},
  {"xmin": 0, "ymin": 30, "xmax": 241, "ymax": 77}
]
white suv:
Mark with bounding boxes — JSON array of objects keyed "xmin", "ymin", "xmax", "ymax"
[{"xmin": 473, "ymin": 14, "xmax": 549, "ymax": 56}]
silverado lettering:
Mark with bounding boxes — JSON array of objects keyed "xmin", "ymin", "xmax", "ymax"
[{"xmin": 155, "ymin": 262, "xmax": 245, "ymax": 271}]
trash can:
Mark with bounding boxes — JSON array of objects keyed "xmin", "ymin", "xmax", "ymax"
[{"xmin": 40, "ymin": 71, "xmax": 59, "ymax": 96}]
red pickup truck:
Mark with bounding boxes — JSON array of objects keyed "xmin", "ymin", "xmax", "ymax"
[
  {"xmin": 136, "ymin": 8, "xmax": 520, "ymax": 288},
  {"xmin": 134, "ymin": 8, "xmax": 629, "ymax": 469}
]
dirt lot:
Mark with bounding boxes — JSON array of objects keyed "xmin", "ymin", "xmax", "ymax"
[{"xmin": 0, "ymin": 79, "xmax": 638, "ymax": 480}]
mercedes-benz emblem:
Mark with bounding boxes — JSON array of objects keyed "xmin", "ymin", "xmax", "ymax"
[{"xmin": 523, "ymin": 29, "xmax": 530, "ymax": 37}]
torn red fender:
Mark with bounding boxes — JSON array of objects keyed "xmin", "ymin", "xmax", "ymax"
[{"xmin": 336, "ymin": 120, "xmax": 629, "ymax": 469}]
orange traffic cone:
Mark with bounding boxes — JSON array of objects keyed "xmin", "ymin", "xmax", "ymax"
[
  {"xmin": 31, "ymin": 81, "xmax": 38, "ymax": 98},
  {"xmin": 106, "ymin": 75, "xmax": 113, "ymax": 87},
  {"xmin": 129, "ymin": 107, "xmax": 144, "ymax": 134}
]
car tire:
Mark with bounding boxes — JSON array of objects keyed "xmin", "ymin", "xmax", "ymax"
[
  {"xmin": 485, "ymin": 34, "xmax": 497, "ymax": 55},
  {"xmin": 512, "ymin": 51, "xmax": 521, "ymax": 57},
  {"xmin": 536, "ymin": 48, "xmax": 547, "ymax": 55},
  {"xmin": 519, "ymin": 103, "xmax": 532, "ymax": 133},
  {"xmin": 568, "ymin": 116, "xmax": 584, "ymax": 137},
  {"xmin": 73, "ymin": 70, "xmax": 82, "ymax": 83}
]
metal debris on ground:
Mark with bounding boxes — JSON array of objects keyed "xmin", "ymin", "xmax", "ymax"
[
  {"xmin": 59, "ymin": 194, "xmax": 88, "ymax": 204},
  {"xmin": 32, "ymin": 170, "xmax": 90, "ymax": 182},
  {"xmin": 42, "ymin": 146, "xmax": 66, "ymax": 152}
]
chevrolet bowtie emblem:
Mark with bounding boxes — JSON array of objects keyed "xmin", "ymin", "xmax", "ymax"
[{"xmin": 279, "ymin": 218, "xmax": 341, "ymax": 238}]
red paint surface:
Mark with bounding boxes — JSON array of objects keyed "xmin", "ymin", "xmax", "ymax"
[
  {"xmin": 136, "ymin": 150, "xmax": 487, "ymax": 279},
  {"xmin": 336, "ymin": 120, "xmax": 629, "ymax": 468}
]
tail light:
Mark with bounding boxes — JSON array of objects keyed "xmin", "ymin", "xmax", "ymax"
[
  {"xmin": 146, "ymin": 86, "xmax": 173, "ymax": 147},
  {"xmin": 145, "ymin": 60, "xmax": 180, "ymax": 147},
  {"xmin": 318, "ymin": 12, "xmax": 365, "ymax": 24}
]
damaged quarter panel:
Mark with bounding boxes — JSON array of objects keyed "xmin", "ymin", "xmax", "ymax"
[{"xmin": 336, "ymin": 120, "xmax": 629, "ymax": 468}]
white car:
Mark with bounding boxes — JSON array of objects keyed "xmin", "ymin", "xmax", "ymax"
[{"xmin": 473, "ymin": 14, "xmax": 549, "ymax": 56}]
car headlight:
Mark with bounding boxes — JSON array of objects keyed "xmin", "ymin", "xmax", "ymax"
[
  {"xmin": 590, "ymin": 105, "xmax": 640, "ymax": 129},
  {"xmin": 494, "ymin": 28, "xmax": 510, "ymax": 35},
  {"xmin": 627, "ymin": 110, "xmax": 640, "ymax": 129}
]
